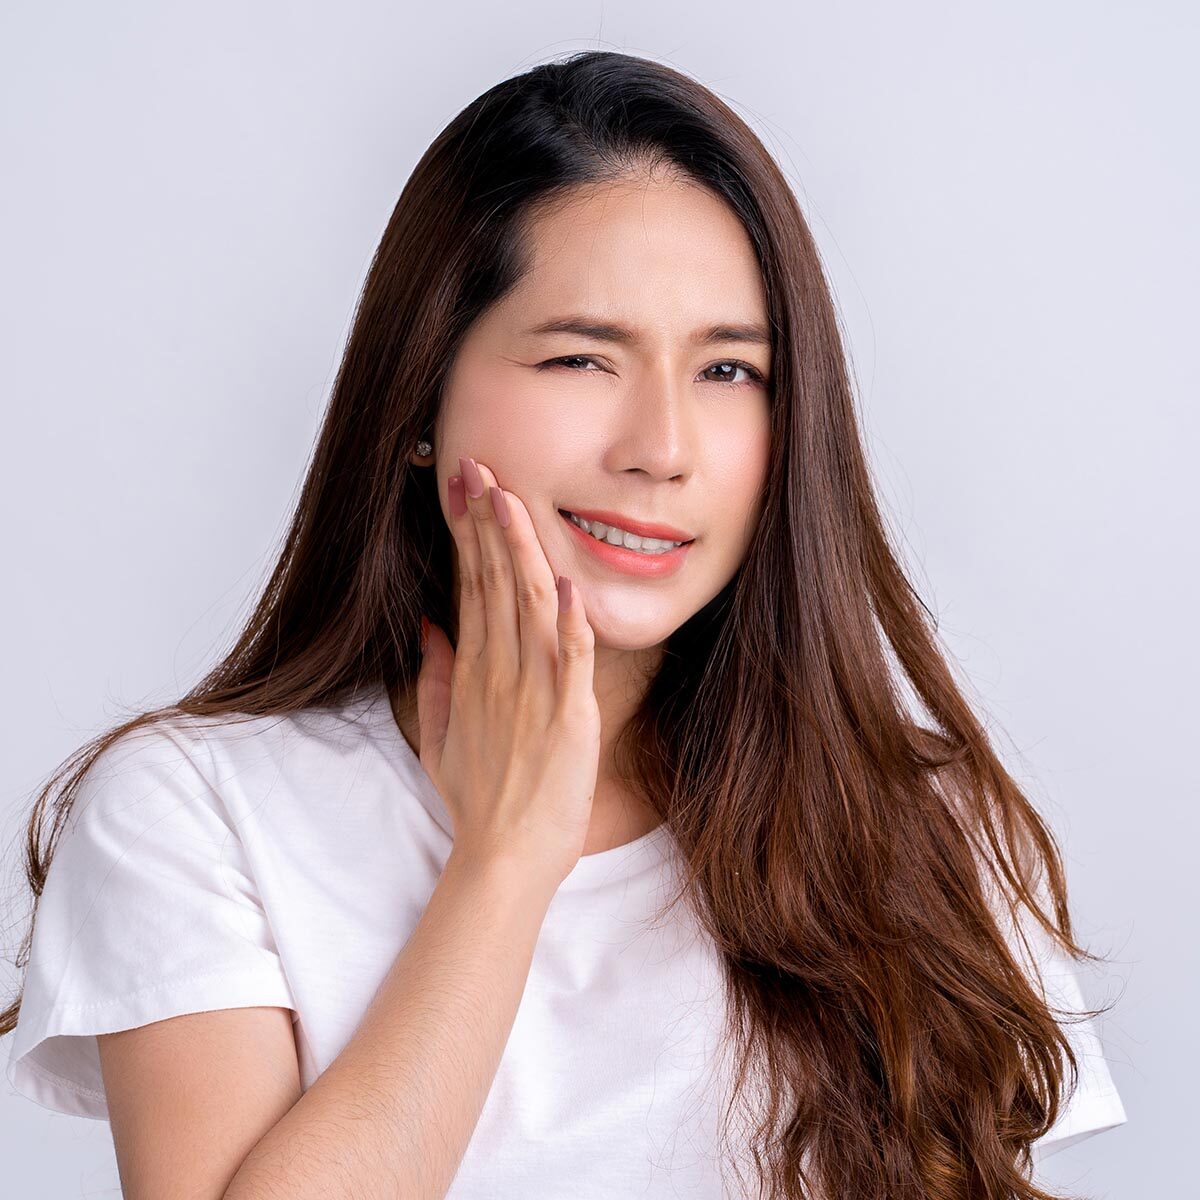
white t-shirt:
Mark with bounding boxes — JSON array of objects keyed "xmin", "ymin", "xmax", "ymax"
[{"xmin": 6, "ymin": 684, "xmax": 1127, "ymax": 1194}]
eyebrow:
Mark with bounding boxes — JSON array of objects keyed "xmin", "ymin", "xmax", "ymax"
[{"xmin": 521, "ymin": 315, "xmax": 773, "ymax": 349}]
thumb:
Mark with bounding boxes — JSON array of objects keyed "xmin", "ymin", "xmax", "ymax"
[{"xmin": 415, "ymin": 616, "xmax": 451, "ymax": 771}]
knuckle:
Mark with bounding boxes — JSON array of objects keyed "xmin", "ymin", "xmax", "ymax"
[
  {"xmin": 558, "ymin": 636, "xmax": 589, "ymax": 665},
  {"xmin": 450, "ymin": 657, "xmax": 474, "ymax": 693},
  {"xmin": 514, "ymin": 578, "xmax": 549, "ymax": 614},
  {"xmin": 481, "ymin": 556, "xmax": 510, "ymax": 592},
  {"xmin": 553, "ymin": 695, "xmax": 598, "ymax": 734},
  {"xmin": 458, "ymin": 565, "xmax": 483, "ymax": 602}
]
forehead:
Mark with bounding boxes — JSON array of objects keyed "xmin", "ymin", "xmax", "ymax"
[{"xmin": 500, "ymin": 178, "xmax": 770, "ymax": 341}]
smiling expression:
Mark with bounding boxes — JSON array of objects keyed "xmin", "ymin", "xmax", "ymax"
[{"xmin": 431, "ymin": 172, "xmax": 773, "ymax": 651}]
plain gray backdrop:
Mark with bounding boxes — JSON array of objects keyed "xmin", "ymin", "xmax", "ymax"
[{"xmin": 2, "ymin": 3, "xmax": 1194, "ymax": 1196}]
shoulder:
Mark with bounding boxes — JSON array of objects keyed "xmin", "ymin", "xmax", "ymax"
[{"xmin": 66, "ymin": 687, "xmax": 385, "ymax": 840}]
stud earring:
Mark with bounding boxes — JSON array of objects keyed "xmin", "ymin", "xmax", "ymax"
[{"xmin": 415, "ymin": 439, "xmax": 432, "ymax": 457}]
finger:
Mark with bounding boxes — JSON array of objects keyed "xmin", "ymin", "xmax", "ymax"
[
  {"xmin": 446, "ymin": 471, "xmax": 486, "ymax": 666},
  {"xmin": 554, "ymin": 573, "xmax": 597, "ymax": 710},
  {"xmin": 488, "ymin": 486, "xmax": 561, "ymax": 688},
  {"xmin": 459, "ymin": 456, "xmax": 518, "ymax": 675}
]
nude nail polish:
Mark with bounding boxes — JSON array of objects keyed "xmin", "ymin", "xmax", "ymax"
[{"xmin": 459, "ymin": 456, "xmax": 485, "ymax": 498}]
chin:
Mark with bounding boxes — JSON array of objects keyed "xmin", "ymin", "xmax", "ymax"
[{"xmin": 584, "ymin": 610, "xmax": 679, "ymax": 654}]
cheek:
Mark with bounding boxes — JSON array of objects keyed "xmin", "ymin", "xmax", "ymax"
[
  {"xmin": 707, "ymin": 418, "xmax": 771, "ymax": 523},
  {"xmin": 447, "ymin": 391, "xmax": 527, "ymax": 451},
  {"xmin": 440, "ymin": 384, "xmax": 568, "ymax": 483}
]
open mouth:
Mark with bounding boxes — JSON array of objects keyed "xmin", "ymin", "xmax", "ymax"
[{"xmin": 557, "ymin": 509, "xmax": 696, "ymax": 546}]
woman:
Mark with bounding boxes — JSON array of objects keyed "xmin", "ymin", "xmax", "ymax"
[{"xmin": 3, "ymin": 50, "xmax": 1125, "ymax": 1199}]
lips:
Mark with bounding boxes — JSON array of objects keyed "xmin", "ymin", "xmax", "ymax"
[
  {"xmin": 559, "ymin": 509, "xmax": 693, "ymax": 577},
  {"xmin": 557, "ymin": 507, "xmax": 695, "ymax": 543}
]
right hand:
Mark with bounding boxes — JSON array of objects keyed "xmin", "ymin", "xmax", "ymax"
[{"xmin": 414, "ymin": 454, "xmax": 601, "ymax": 888}]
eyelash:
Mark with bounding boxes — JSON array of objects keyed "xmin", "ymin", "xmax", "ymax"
[{"xmin": 537, "ymin": 355, "xmax": 767, "ymax": 387}]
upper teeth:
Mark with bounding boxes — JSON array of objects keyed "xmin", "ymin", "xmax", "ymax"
[{"xmin": 564, "ymin": 511, "xmax": 684, "ymax": 553}]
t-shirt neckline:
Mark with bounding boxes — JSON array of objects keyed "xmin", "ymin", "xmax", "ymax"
[{"xmin": 357, "ymin": 683, "xmax": 675, "ymax": 892}]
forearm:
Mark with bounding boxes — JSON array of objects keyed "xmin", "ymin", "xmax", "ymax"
[{"xmin": 223, "ymin": 849, "xmax": 557, "ymax": 1200}]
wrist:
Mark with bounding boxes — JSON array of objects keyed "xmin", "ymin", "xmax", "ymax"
[{"xmin": 443, "ymin": 840, "xmax": 564, "ymax": 901}]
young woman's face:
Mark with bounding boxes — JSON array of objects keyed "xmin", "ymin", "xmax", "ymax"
[{"xmin": 433, "ymin": 175, "xmax": 772, "ymax": 651}]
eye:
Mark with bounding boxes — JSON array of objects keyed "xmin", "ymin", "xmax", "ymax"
[
  {"xmin": 537, "ymin": 356, "xmax": 767, "ymax": 387},
  {"xmin": 700, "ymin": 361, "xmax": 767, "ymax": 387},
  {"xmin": 538, "ymin": 355, "xmax": 605, "ymax": 374}
]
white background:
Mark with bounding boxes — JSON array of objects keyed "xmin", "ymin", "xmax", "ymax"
[{"xmin": 3, "ymin": 2, "xmax": 1193, "ymax": 1195}]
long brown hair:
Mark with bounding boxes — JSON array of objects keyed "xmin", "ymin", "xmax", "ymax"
[{"xmin": 4, "ymin": 50, "xmax": 1113, "ymax": 1199}]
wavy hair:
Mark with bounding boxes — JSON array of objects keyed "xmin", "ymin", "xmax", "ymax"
[{"xmin": 4, "ymin": 50, "xmax": 1114, "ymax": 1200}]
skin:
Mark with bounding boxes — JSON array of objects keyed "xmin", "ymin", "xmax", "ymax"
[{"xmin": 393, "ymin": 169, "xmax": 772, "ymax": 856}]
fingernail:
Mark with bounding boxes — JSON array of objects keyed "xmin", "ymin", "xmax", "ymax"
[
  {"xmin": 489, "ymin": 486, "xmax": 510, "ymax": 528},
  {"xmin": 557, "ymin": 574, "xmax": 572, "ymax": 612},
  {"xmin": 459, "ymin": 456, "xmax": 485, "ymax": 498},
  {"xmin": 448, "ymin": 475, "xmax": 467, "ymax": 516}
]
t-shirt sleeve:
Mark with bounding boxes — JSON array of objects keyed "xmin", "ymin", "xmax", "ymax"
[
  {"xmin": 1006, "ymin": 900, "xmax": 1129, "ymax": 1162},
  {"xmin": 5, "ymin": 719, "xmax": 297, "ymax": 1121}
]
